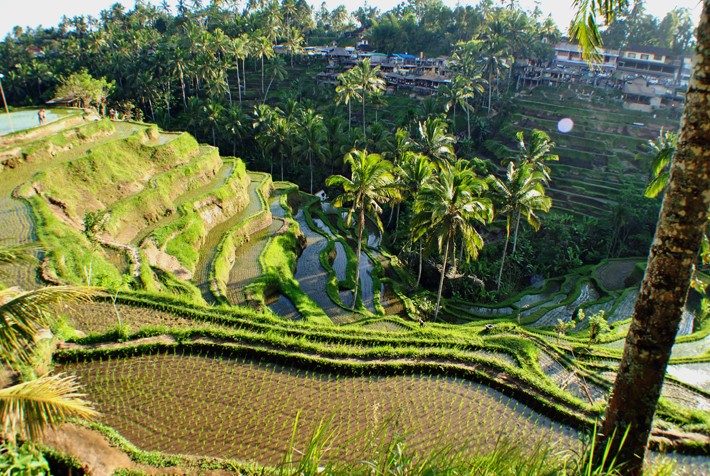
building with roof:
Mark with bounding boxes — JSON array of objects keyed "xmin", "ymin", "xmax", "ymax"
[{"xmin": 616, "ymin": 45, "xmax": 680, "ymax": 80}]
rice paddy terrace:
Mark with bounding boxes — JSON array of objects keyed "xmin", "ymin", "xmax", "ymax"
[
  {"xmin": 1, "ymin": 111, "xmax": 709, "ymax": 474},
  {"xmin": 485, "ymin": 86, "xmax": 679, "ymax": 219}
]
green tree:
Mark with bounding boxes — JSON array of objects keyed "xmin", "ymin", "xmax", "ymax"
[
  {"xmin": 413, "ymin": 117, "xmax": 455, "ymax": 169},
  {"xmin": 644, "ymin": 130, "xmax": 677, "ymax": 198},
  {"xmin": 411, "ymin": 163, "xmax": 492, "ymax": 320},
  {"xmin": 335, "ymin": 69, "xmax": 360, "ymax": 132},
  {"xmin": 489, "ymin": 162, "xmax": 551, "ymax": 291},
  {"xmin": 295, "ymin": 108, "xmax": 325, "ymax": 194},
  {"xmin": 348, "ymin": 59, "xmax": 385, "ymax": 141},
  {"xmin": 55, "ymin": 70, "xmax": 114, "ymax": 112},
  {"xmin": 326, "ymin": 150, "xmax": 398, "ymax": 306}
]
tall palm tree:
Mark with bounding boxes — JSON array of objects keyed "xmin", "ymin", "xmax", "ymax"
[
  {"xmin": 348, "ymin": 59, "xmax": 385, "ymax": 141},
  {"xmin": 283, "ymin": 26, "xmax": 304, "ymax": 67},
  {"xmin": 509, "ymin": 129, "xmax": 558, "ymax": 253},
  {"xmin": 263, "ymin": 56, "xmax": 287, "ymax": 103},
  {"xmin": 295, "ymin": 108, "xmax": 325, "ymax": 194},
  {"xmin": 0, "ymin": 273, "xmax": 98, "ymax": 442},
  {"xmin": 440, "ymin": 75, "xmax": 484, "ymax": 139},
  {"xmin": 573, "ymin": 2, "xmax": 710, "ymax": 474},
  {"xmin": 412, "ymin": 164, "xmax": 492, "ymax": 320},
  {"xmin": 335, "ymin": 69, "xmax": 360, "ymax": 132},
  {"xmin": 326, "ymin": 150, "xmax": 398, "ymax": 306},
  {"xmin": 488, "ymin": 162, "xmax": 552, "ymax": 291},
  {"xmin": 253, "ymin": 35, "xmax": 274, "ymax": 96},
  {"xmin": 398, "ymin": 153, "xmax": 433, "ymax": 285}
]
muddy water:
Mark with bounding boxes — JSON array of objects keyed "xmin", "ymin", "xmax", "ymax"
[{"xmin": 192, "ymin": 173, "xmax": 265, "ymax": 303}]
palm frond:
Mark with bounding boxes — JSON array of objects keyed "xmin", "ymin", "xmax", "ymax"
[
  {"xmin": 0, "ymin": 373, "xmax": 99, "ymax": 441},
  {"xmin": 0, "ymin": 286, "xmax": 95, "ymax": 367},
  {"xmin": 644, "ymin": 173, "xmax": 670, "ymax": 199}
]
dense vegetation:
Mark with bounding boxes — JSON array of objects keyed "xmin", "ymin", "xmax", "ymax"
[{"xmin": 0, "ymin": 1, "xmax": 708, "ymax": 475}]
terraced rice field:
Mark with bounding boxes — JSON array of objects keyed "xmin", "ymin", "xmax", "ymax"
[
  {"xmin": 131, "ymin": 161, "xmax": 235, "ymax": 246},
  {"xmin": 62, "ymin": 301, "xmax": 199, "ymax": 333},
  {"xmin": 293, "ymin": 209, "xmax": 356, "ymax": 322},
  {"xmin": 225, "ymin": 198, "xmax": 284, "ymax": 305},
  {"xmin": 192, "ymin": 173, "xmax": 265, "ymax": 302},
  {"xmin": 60, "ymin": 352, "xmax": 577, "ymax": 464}
]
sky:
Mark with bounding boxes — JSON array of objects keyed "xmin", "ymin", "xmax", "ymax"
[{"xmin": 0, "ymin": 0, "xmax": 703, "ymax": 39}]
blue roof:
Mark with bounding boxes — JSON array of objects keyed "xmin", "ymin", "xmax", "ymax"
[{"xmin": 393, "ymin": 53, "xmax": 417, "ymax": 60}]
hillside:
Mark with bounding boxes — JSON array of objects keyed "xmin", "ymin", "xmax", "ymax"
[{"xmin": 0, "ymin": 113, "xmax": 708, "ymax": 474}]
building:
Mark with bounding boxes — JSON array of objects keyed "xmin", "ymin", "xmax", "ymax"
[
  {"xmin": 616, "ymin": 45, "xmax": 680, "ymax": 81},
  {"xmin": 555, "ymin": 42, "xmax": 620, "ymax": 70}
]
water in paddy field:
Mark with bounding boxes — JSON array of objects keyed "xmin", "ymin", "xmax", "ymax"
[{"xmin": 0, "ymin": 109, "xmax": 64, "ymax": 135}]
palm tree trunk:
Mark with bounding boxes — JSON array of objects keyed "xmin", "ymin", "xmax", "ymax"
[
  {"xmin": 348, "ymin": 102, "xmax": 352, "ymax": 132},
  {"xmin": 487, "ymin": 70, "xmax": 492, "ymax": 116},
  {"xmin": 309, "ymin": 153, "xmax": 313, "ymax": 194},
  {"xmin": 595, "ymin": 5, "xmax": 710, "ymax": 473},
  {"xmin": 261, "ymin": 55, "xmax": 265, "ymax": 95},
  {"xmin": 353, "ymin": 208, "xmax": 365, "ymax": 308},
  {"xmin": 497, "ymin": 225, "xmax": 511, "ymax": 292},
  {"xmin": 242, "ymin": 59, "xmax": 247, "ymax": 96},
  {"xmin": 417, "ymin": 241, "xmax": 423, "ymax": 287},
  {"xmin": 236, "ymin": 66, "xmax": 242, "ymax": 104},
  {"xmin": 362, "ymin": 96, "xmax": 367, "ymax": 141},
  {"xmin": 511, "ymin": 210, "xmax": 522, "ymax": 255},
  {"xmin": 434, "ymin": 237, "xmax": 450, "ymax": 321},
  {"xmin": 466, "ymin": 106, "xmax": 471, "ymax": 140},
  {"xmin": 180, "ymin": 71, "xmax": 187, "ymax": 108}
]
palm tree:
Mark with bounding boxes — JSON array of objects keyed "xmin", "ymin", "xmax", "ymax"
[
  {"xmin": 335, "ymin": 68, "xmax": 360, "ymax": 132},
  {"xmin": 413, "ymin": 117, "xmax": 456, "ymax": 169},
  {"xmin": 440, "ymin": 75, "xmax": 484, "ymax": 139},
  {"xmin": 573, "ymin": 2, "xmax": 710, "ymax": 474},
  {"xmin": 0, "ymin": 276, "xmax": 98, "ymax": 443},
  {"xmin": 509, "ymin": 129, "xmax": 558, "ymax": 253},
  {"xmin": 326, "ymin": 150, "xmax": 398, "ymax": 306},
  {"xmin": 411, "ymin": 164, "xmax": 492, "ymax": 320},
  {"xmin": 348, "ymin": 59, "xmax": 385, "ymax": 141},
  {"xmin": 488, "ymin": 162, "xmax": 551, "ymax": 291},
  {"xmin": 295, "ymin": 108, "xmax": 325, "ymax": 194},
  {"xmin": 263, "ymin": 56, "xmax": 287, "ymax": 103},
  {"xmin": 644, "ymin": 130, "xmax": 677, "ymax": 198},
  {"xmin": 283, "ymin": 26, "xmax": 304, "ymax": 67},
  {"xmin": 253, "ymin": 35, "xmax": 274, "ymax": 96},
  {"xmin": 398, "ymin": 153, "xmax": 433, "ymax": 285}
]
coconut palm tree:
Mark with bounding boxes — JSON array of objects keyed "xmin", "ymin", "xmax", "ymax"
[
  {"xmin": 295, "ymin": 108, "xmax": 325, "ymax": 194},
  {"xmin": 509, "ymin": 129, "xmax": 558, "ymax": 253},
  {"xmin": 398, "ymin": 153, "xmax": 434, "ymax": 286},
  {"xmin": 488, "ymin": 162, "xmax": 552, "ymax": 291},
  {"xmin": 326, "ymin": 150, "xmax": 398, "ymax": 307},
  {"xmin": 411, "ymin": 164, "xmax": 493, "ymax": 320},
  {"xmin": 413, "ymin": 117, "xmax": 456, "ymax": 169},
  {"xmin": 572, "ymin": 2, "xmax": 710, "ymax": 474},
  {"xmin": 335, "ymin": 69, "xmax": 360, "ymax": 132},
  {"xmin": 348, "ymin": 59, "xmax": 385, "ymax": 141},
  {"xmin": 513, "ymin": 129, "xmax": 559, "ymax": 184},
  {"xmin": 440, "ymin": 75, "xmax": 485, "ymax": 139}
]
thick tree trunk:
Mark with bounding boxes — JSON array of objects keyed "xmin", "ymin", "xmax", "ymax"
[{"xmin": 595, "ymin": 4, "xmax": 710, "ymax": 474}]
